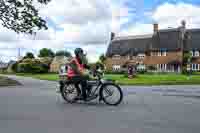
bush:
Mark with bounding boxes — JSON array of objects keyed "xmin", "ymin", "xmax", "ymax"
[
  {"xmin": 182, "ymin": 66, "xmax": 189, "ymax": 75},
  {"xmin": 137, "ymin": 69, "xmax": 147, "ymax": 74},
  {"xmin": 11, "ymin": 62, "xmax": 19, "ymax": 73},
  {"xmin": 17, "ymin": 59, "xmax": 49, "ymax": 73}
]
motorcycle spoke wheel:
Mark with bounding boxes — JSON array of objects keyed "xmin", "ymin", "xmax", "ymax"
[
  {"xmin": 62, "ymin": 84, "xmax": 78, "ymax": 103},
  {"xmin": 101, "ymin": 84, "xmax": 123, "ymax": 106}
]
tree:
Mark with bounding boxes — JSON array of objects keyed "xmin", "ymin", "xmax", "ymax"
[
  {"xmin": 24, "ymin": 52, "xmax": 35, "ymax": 59},
  {"xmin": 96, "ymin": 61, "xmax": 104, "ymax": 70},
  {"xmin": 183, "ymin": 52, "xmax": 192, "ymax": 65},
  {"xmin": 182, "ymin": 51, "xmax": 192, "ymax": 74},
  {"xmin": 55, "ymin": 50, "xmax": 71, "ymax": 57},
  {"xmin": 0, "ymin": 0, "xmax": 51, "ymax": 34},
  {"xmin": 99, "ymin": 54, "xmax": 106, "ymax": 63},
  {"xmin": 17, "ymin": 58, "xmax": 49, "ymax": 73},
  {"xmin": 38, "ymin": 48, "xmax": 55, "ymax": 58}
]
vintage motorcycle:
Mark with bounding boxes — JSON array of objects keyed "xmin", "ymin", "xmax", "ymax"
[{"xmin": 59, "ymin": 69, "xmax": 123, "ymax": 106}]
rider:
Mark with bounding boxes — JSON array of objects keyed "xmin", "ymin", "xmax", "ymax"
[{"xmin": 67, "ymin": 48, "xmax": 91, "ymax": 101}]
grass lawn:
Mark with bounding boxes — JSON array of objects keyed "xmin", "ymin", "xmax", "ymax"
[
  {"xmin": 15, "ymin": 73, "xmax": 59, "ymax": 81},
  {"xmin": 105, "ymin": 74, "xmax": 200, "ymax": 85},
  {"xmin": 10, "ymin": 73, "xmax": 200, "ymax": 85}
]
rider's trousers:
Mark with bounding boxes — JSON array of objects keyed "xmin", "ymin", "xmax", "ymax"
[{"xmin": 70, "ymin": 75, "xmax": 89, "ymax": 100}]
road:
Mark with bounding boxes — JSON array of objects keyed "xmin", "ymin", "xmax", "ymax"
[{"xmin": 0, "ymin": 75, "xmax": 200, "ymax": 133}]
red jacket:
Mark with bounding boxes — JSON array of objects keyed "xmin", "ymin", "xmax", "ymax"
[{"xmin": 67, "ymin": 57, "xmax": 84, "ymax": 77}]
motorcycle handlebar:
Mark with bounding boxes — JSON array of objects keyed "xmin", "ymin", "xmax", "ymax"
[{"xmin": 89, "ymin": 69, "xmax": 104, "ymax": 79}]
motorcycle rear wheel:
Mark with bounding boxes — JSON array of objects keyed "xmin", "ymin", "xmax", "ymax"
[{"xmin": 61, "ymin": 83, "xmax": 79, "ymax": 103}]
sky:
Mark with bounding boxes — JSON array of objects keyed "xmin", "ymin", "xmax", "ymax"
[{"xmin": 1, "ymin": 0, "xmax": 200, "ymax": 63}]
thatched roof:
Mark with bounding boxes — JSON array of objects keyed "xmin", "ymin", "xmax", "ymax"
[
  {"xmin": 106, "ymin": 34, "xmax": 152, "ymax": 57},
  {"xmin": 106, "ymin": 27, "xmax": 200, "ymax": 57},
  {"xmin": 185, "ymin": 29, "xmax": 200, "ymax": 50},
  {"xmin": 151, "ymin": 28, "xmax": 182, "ymax": 50}
]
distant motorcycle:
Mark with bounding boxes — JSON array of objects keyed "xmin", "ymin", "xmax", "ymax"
[{"xmin": 59, "ymin": 69, "xmax": 123, "ymax": 106}]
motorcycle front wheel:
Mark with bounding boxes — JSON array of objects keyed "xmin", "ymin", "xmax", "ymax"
[{"xmin": 100, "ymin": 83, "xmax": 123, "ymax": 106}]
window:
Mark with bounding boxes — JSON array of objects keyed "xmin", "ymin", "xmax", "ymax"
[
  {"xmin": 191, "ymin": 64, "xmax": 200, "ymax": 71},
  {"xmin": 162, "ymin": 50, "xmax": 167, "ymax": 56},
  {"xmin": 191, "ymin": 50, "xmax": 200, "ymax": 57},
  {"xmin": 112, "ymin": 55, "xmax": 120, "ymax": 59},
  {"xmin": 157, "ymin": 64, "xmax": 167, "ymax": 70},
  {"xmin": 112, "ymin": 65, "xmax": 121, "ymax": 71},
  {"xmin": 151, "ymin": 52, "xmax": 156, "ymax": 56},
  {"xmin": 138, "ymin": 53, "xmax": 145, "ymax": 59},
  {"xmin": 195, "ymin": 51, "xmax": 199, "ymax": 57},
  {"xmin": 151, "ymin": 50, "xmax": 167, "ymax": 56},
  {"xmin": 158, "ymin": 51, "xmax": 161, "ymax": 56}
]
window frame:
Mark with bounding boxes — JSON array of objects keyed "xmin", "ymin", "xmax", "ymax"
[
  {"xmin": 112, "ymin": 65, "xmax": 121, "ymax": 71},
  {"xmin": 112, "ymin": 55, "xmax": 121, "ymax": 60},
  {"xmin": 194, "ymin": 51, "xmax": 199, "ymax": 57}
]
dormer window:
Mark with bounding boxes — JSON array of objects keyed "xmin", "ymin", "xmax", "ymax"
[
  {"xmin": 112, "ymin": 55, "xmax": 121, "ymax": 59},
  {"xmin": 137, "ymin": 53, "xmax": 145, "ymax": 58},
  {"xmin": 191, "ymin": 50, "xmax": 199, "ymax": 57},
  {"xmin": 195, "ymin": 51, "xmax": 199, "ymax": 57}
]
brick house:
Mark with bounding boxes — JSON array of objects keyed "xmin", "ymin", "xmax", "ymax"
[
  {"xmin": 105, "ymin": 21, "xmax": 200, "ymax": 72},
  {"xmin": 50, "ymin": 56, "xmax": 70, "ymax": 73}
]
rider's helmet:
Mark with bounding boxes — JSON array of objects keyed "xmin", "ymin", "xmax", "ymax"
[
  {"xmin": 74, "ymin": 48, "xmax": 84, "ymax": 57},
  {"xmin": 74, "ymin": 48, "xmax": 87, "ymax": 64}
]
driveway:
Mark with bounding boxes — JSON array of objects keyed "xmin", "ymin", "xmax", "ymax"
[{"xmin": 1, "ymin": 75, "xmax": 200, "ymax": 133}]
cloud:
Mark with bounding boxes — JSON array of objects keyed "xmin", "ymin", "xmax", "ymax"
[
  {"xmin": 120, "ymin": 23, "xmax": 153, "ymax": 36},
  {"xmin": 82, "ymin": 44, "xmax": 107, "ymax": 62},
  {"xmin": 152, "ymin": 2, "xmax": 200, "ymax": 29},
  {"xmin": 39, "ymin": 0, "xmax": 112, "ymax": 25},
  {"xmin": 38, "ymin": 0, "xmax": 113, "ymax": 45},
  {"xmin": 0, "ymin": 0, "xmax": 116, "ymax": 62},
  {"xmin": 120, "ymin": 2, "xmax": 200, "ymax": 36}
]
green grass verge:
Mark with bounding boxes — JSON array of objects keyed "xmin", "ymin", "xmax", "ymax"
[
  {"xmin": 15, "ymin": 73, "xmax": 59, "ymax": 81},
  {"xmin": 5, "ymin": 73, "xmax": 200, "ymax": 85},
  {"xmin": 104, "ymin": 74, "xmax": 200, "ymax": 85}
]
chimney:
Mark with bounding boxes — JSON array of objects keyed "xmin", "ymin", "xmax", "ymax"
[
  {"xmin": 110, "ymin": 32, "xmax": 115, "ymax": 41},
  {"xmin": 153, "ymin": 23, "xmax": 159, "ymax": 33},
  {"xmin": 181, "ymin": 20, "xmax": 186, "ymax": 29}
]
